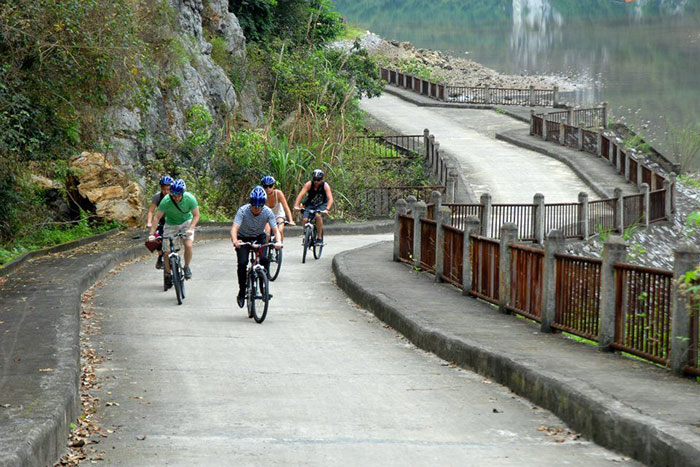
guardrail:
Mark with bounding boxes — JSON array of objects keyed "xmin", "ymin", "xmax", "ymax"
[
  {"xmin": 380, "ymin": 67, "xmax": 559, "ymax": 107},
  {"xmin": 393, "ymin": 201, "xmax": 700, "ymax": 378}
]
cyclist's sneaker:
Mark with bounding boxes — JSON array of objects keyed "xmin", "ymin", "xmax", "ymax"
[
  {"xmin": 164, "ymin": 274, "xmax": 173, "ymax": 290},
  {"xmin": 184, "ymin": 266, "xmax": 192, "ymax": 280},
  {"xmin": 155, "ymin": 255, "xmax": 163, "ymax": 270},
  {"xmin": 315, "ymin": 237, "xmax": 324, "ymax": 245},
  {"xmin": 237, "ymin": 292, "xmax": 245, "ymax": 309}
]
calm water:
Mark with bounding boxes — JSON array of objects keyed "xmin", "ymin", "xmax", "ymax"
[{"xmin": 334, "ymin": 0, "xmax": 700, "ymax": 160}]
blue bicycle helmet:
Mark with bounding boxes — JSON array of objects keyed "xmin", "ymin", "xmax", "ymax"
[
  {"xmin": 249, "ymin": 186, "xmax": 267, "ymax": 208},
  {"xmin": 159, "ymin": 175, "xmax": 174, "ymax": 186},
  {"xmin": 170, "ymin": 179, "xmax": 186, "ymax": 195},
  {"xmin": 261, "ymin": 175, "xmax": 275, "ymax": 187}
]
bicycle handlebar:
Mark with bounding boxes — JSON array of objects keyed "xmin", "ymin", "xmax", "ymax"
[{"xmin": 236, "ymin": 242, "xmax": 280, "ymax": 249}]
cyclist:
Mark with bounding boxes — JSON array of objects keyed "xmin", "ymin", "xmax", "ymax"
[
  {"xmin": 261, "ymin": 175, "xmax": 295, "ymax": 241},
  {"xmin": 293, "ymin": 169, "xmax": 333, "ymax": 245},
  {"xmin": 231, "ymin": 186, "xmax": 283, "ymax": 308},
  {"xmin": 148, "ymin": 179, "xmax": 200, "ymax": 286},
  {"xmin": 146, "ymin": 175, "xmax": 173, "ymax": 270}
]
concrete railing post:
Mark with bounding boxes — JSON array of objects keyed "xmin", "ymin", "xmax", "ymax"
[
  {"xmin": 599, "ymin": 236, "xmax": 627, "ymax": 350},
  {"xmin": 541, "ymin": 230, "xmax": 565, "ymax": 333},
  {"xmin": 596, "ymin": 130, "xmax": 603, "ymax": 158},
  {"xmin": 614, "ymin": 187, "xmax": 624, "ymax": 233},
  {"xmin": 435, "ymin": 206, "xmax": 451, "ymax": 283},
  {"xmin": 447, "ymin": 169, "xmax": 458, "ymax": 203},
  {"xmin": 393, "ymin": 198, "xmax": 407, "ymax": 262},
  {"xmin": 423, "ymin": 128, "xmax": 430, "ymax": 164},
  {"xmin": 406, "ymin": 195, "xmax": 417, "ymax": 215},
  {"xmin": 640, "ymin": 183, "xmax": 650, "ymax": 227},
  {"xmin": 529, "ymin": 85, "xmax": 536, "ymax": 107},
  {"xmin": 602, "ymin": 101, "xmax": 608, "ymax": 128},
  {"xmin": 664, "ymin": 178, "xmax": 673, "ymax": 220},
  {"xmin": 462, "ymin": 216, "xmax": 480, "ymax": 296},
  {"xmin": 429, "ymin": 136, "xmax": 437, "ymax": 174},
  {"xmin": 412, "ymin": 201, "xmax": 427, "ymax": 269},
  {"xmin": 670, "ymin": 244, "xmax": 700, "ymax": 375},
  {"xmin": 577, "ymin": 126, "xmax": 584, "ymax": 151},
  {"xmin": 498, "ymin": 223, "xmax": 518, "ymax": 314},
  {"xmin": 578, "ymin": 192, "xmax": 589, "ymax": 239},
  {"xmin": 553, "ymin": 85, "xmax": 560, "ymax": 107},
  {"xmin": 559, "ymin": 120, "xmax": 566, "ymax": 146},
  {"xmin": 567, "ymin": 108, "xmax": 574, "ymax": 125},
  {"xmin": 624, "ymin": 152, "xmax": 631, "ymax": 181},
  {"xmin": 480, "ymin": 193, "xmax": 492, "ymax": 237},
  {"xmin": 534, "ymin": 193, "xmax": 545, "ymax": 244},
  {"xmin": 670, "ymin": 172, "xmax": 677, "ymax": 214},
  {"xmin": 530, "ymin": 110, "xmax": 536, "ymax": 135},
  {"xmin": 430, "ymin": 190, "xmax": 442, "ymax": 216},
  {"xmin": 485, "ymin": 86, "xmax": 492, "ymax": 105},
  {"xmin": 542, "ymin": 115, "xmax": 548, "ymax": 141},
  {"xmin": 637, "ymin": 160, "xmax": 643, "ymax": 187}
]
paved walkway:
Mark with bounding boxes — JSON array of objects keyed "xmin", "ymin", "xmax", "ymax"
[
  {"xmin": 87, "ymin": 237, "xmax": 630, "ymax": 466},
  {"xmin": 362, "ymin": 88, "xmax": 637, "ymax": 203},
  {"xmin": 334, "ymin": 241, "xmax": 700, "ymax": 467}
]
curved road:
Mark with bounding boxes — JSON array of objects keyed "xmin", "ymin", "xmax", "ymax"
[
  {"xmin": 361, "ymin": 93, "xmax": 592, "ymax": 204},
  {"xmin": 90, "ymin": 235, "xmax": 633, "ymax": 465}
]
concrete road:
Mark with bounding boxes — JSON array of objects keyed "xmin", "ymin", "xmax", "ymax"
[
  {"xmin": 90, "ymin": 235, "xmax": 634, "ymax": 466},
  {"xmin": 361, "ymin": 93, "xmax": 592, "ymax": 204}
]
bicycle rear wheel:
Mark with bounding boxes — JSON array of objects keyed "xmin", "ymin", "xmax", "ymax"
[
  {"xmin": 163, "ymin": 268, "xmax": 169, "ymax": 291},
  {"xmin": 171, "ymin": 257, "xmax": 183, "ymax": 305},
  {"xmin": 178, "ymin": 260, "xmax": 185, "ymax": 299},
  {"xmin": 251, "ymin": 269, "xmax": 269, "ymax": 323},
  {"xmin": 246, "ymin": 269, "xmax": 255, "ymax": 318},
  {"xmin": 268, "ymin": 247, "xmax": 283, "ymax": 281},
  {"xmin": 312, "ymin": 225, "xmax": 323, "ymax": 259},
  {"xmin": 302, "ymin": 227, "xmax": 311, "ymax": 264}
]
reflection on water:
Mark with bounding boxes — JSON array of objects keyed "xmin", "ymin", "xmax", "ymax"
[{"xmin": 334, "ymin": 0, "xmax": 700, "ymax": 161}]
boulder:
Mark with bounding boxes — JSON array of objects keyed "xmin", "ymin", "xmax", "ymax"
[{"xmin": 69, "ymin": 152, "xmax": 143, "ymax": 227}]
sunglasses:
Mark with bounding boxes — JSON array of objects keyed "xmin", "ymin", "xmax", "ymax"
[{"xmin": 262, "ymin": 184, "xmax": 274, "ymax": 188}]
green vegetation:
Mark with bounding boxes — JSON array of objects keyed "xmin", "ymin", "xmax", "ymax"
[{"xmin": 340, "ymin": 24, "xmax": 366, "ymax": 41}]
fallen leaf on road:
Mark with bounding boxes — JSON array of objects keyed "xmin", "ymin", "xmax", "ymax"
[
  {"xmin": 39, "ymin": 368, "xmax": 54, "ymax": 372},
  {"xmin": 130, "ymin": 396, "xmax": 144, "ymax": 399},
  {"xmin": 105, "ymin": 402, "xmax": 120, "ymax": 407}
]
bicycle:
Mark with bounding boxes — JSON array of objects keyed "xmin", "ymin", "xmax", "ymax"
[
  {"xmin": 300, "ymin": 208, "xmax": 325, "ymax": 263},
  {"xmin": 265, "ymin": 220, "xmax": 291, "ymax": 281},
  {"xmin": 164, "ymin": 232, "xmax": 188, "ymax": 305},
  {"xmin": 238, "ymin": 241, "xmax": 279, "ymax": 323}
]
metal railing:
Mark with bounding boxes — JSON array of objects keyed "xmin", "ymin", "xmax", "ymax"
[
  {"xmin": 442, "ymin": 225, "xmax": 464, "ymax": 287},
  {"xmin": 420, "ymin": 218, "xmax": 437, "ymax": 272},
  {"xmin": 553, "ymin": 254, "xmax": 602, "ymax": 340},
  {"xmin": 509, "ymin": 244, "xmax": 545, "ymax": 321},
  {"xmin": 470, "ymin": 235, "xmax": 500, "ymax": 304},
  {"xmin": 398, "ymin": 214, "xmax": 414, "ymax": 263},
  {"xmin": 491, "ymin": 204, "xmax": 536, "ymax": 241},
  {"xmin": 544, "ymin": 203, "xmax": 580, "ymax": 239}
]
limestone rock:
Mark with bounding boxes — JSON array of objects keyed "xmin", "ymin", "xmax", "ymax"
[{"xmin": 69, "ymin": 152, "xmax": 143, "ymax": 227}]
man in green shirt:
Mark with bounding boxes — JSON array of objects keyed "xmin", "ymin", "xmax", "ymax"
[{"xmin": 149, "ymin": 179, "xmax": 200, "ymax": 283}]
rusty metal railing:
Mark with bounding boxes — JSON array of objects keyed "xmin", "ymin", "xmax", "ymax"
[
  {"xmin": 398, "ymin": 214, "xmax": 414, "ymax": 263},
  {"xmin": 649, "ymin": 189, "xmax": 666, "ymax": 223},
  {"xmin": 622, "ymin": 194, "xmax": 644, "ymax": 229},
  {"xmin": 420, "ymin": 218, "xmax": 437, "ymax": 272},
  {"xmin": 582, "ymin": 129, "xmax": 598, "ymax": 154},
  {"xmin": 442, "ymin": 225, "xmax": 464, "ymax": 287},
  {"xmin": 490, "ymin": 204, "xmax": 536, "ymax": 241},
  {"xmin": 445, "ymin": 203, "xmax": 483, "ymax": 231},
  {"xmin": 509, "ymin": 244, "xmax": 545, "ymax": 321},
  {"xmin": 553, "ymin": 253, "xmax": 602, "ymax": 340},
  {"xmin": 470, "ymin": 235, "xmax": 500, "ymax": 304},
  {"xmin": 612, "ymin": 263, "xmax": 673, "ymax": 365},
  {"xmin": 544, "ymin": 203, "xmax": 580, "ymax": 239},
  {"xmin": 588, "ymin": 198, "xmax": 618, "ymax": 234}
]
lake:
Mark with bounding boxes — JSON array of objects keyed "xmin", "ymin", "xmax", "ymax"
[{"xmin": 333, "ymin": 0, "xmax": 700, "ymax": 163}]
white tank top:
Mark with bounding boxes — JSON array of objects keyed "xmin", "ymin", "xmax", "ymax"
[{"xmin": 270, "ymin": 191, "xmax": 285, "ymax": 218}]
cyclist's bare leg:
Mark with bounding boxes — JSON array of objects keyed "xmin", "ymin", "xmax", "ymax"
[
  {"xmin": 315, "ymin": 212, "xmax": 324, "ymax": 240},
  {"xmin": 184, "ymin": 240, "xmax": 193, "ymax": 267},
  {"xmin": 276, "ymin": 217, "xmax": 286, "ymax": 241}
]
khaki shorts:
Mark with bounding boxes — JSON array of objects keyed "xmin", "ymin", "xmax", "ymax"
[{"xmin": 162, "ymin": 220, "xmax": 193, "ymax": 251}]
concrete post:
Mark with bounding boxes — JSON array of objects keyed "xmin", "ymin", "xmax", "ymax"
[
  {"xmin": 534, "ymin": 193, "xmax": 545, "ymax": 244},
  {"xmin": 393, "ymin": 199, "xmax": 407, "ymax": 262},
  {"xmin": 624, "ymin": 152, "xmax": 631, "ymax": 181},
  {"xmin": 599, "ymin": 236, "xmax": 627, "ymax": 350},
  {"xmin": 602, "ymin": 101, "xmax": 608, "ymax": 128},
  {"xmin": 559, "ymin": 120, "xmax": 566, "ymax": 146},
  {"xmin": 577, "ymin": 126, "xmax": 584, "ymax": 150},
  {"xmin": 447, "ymin": 169, "xmax": 458, "ymax": 203},
  {"xmin": 529, "ymin": 85, "xmax": 536, "ymax": 107},
  {"xmin": 462, "ymin": 216, "xmax": 480, "ymax": 296},
  {"xmin": 614, "ymin": 188, "xmax": 624, "ymax": 233},
  {"xmin": 530, "ymin": 110, "xmax": 536, "ymax": 135},
  {"xmin": 636, "ymin": 160, "xmax": 643, "ymax": 187},
  {"xmin": 664, "ymin": 178, "xmax": 673, "ymax": 221},
  {"xmin": 412, "ymin": 201, "xmax": 427, "ymax": 269},
  {"xmin": 640, "ymin": 183, "xmax": 650, "ymax": 227},
  {"xmin": 485, "ymin": 86, "xmax": 492, "ymax": 104},
  {"xmin": 553, "ymin": 85, "xmax": 560, "ymax": 107},
  {"xmin": 670, "ymin": 172, "xmax": 677, "ymax": 214},
  {"xmin": 597, "ymin": 131, "xmax": 603, "ymax": 158},
  {"xmin": 567, "ymin": 108, "xmax": 574, "ymax": 125},
  {"xmin": 429, "ymin": 135, "xmax": 436, "ymax": 173},
  {"xmin": 480, "ymin": 193, "xmax": 492, "ymax": 237},
  {"xmin": 430, "ymin": 190, "xmax": 442, "ymax": 217},
  {"xmin": 435, "ymin": 206, "xmax": 451, "ymax": 283},
  {"xmin": 406, "ymin": 195, "xmax": 417, "ymax": 215},
  {"xmin": 423, "ymin": 128, "xmax": 430, "ymax": 164},
  {"xmin": 670, "ymin": 243, "xmax": 700, "ymax": 375},
  {"xmin": 578, "ymin": 192, "xmax": 589, "ymax": 239},
  {"xmin": 498, "ymin": 223, "xmax": 518, "ymax": 314},
  {"xmin": 541, "ymin": 230, "xmax": 565, "ymax": 333},
  {"xmin": 542, "ymin": 115, "xmax": 548, "ymax": 141}
]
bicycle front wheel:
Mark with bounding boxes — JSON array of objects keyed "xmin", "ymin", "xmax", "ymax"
[
  {"xmin": 171, "ymin": 257, "xmax": 183, "ymax": 305},
  {"xmin": 302, "ymin": 227, "xmax": 311, "ymax": 264},
  {"xmin": 246, "ymin": 270, "xmax": 255, "ymax": 319},
  {"xmin": 312, "ymin": 225, "xmax": 323, "ymax": 259},
  {"xmin": 268, "ymin": 248, "xmax": 283, "ymax": 281},
  {"xmin": 251, "ymin": 269, "xmax": 269, "ymax": 323}
]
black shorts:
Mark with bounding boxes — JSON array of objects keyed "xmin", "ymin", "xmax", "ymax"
[{"xmin": 303, "ymin": 203, "xmax": 327, "ymax": 219}]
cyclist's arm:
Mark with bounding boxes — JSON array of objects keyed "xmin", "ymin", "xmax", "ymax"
[
  {"xmin": 293, "ymin": 182, "xmax": 310, "ymax": 209},
  {"xmin": 277, "ymin": 189, "xmax": 295, "ymax": 223},
  {"xmin": 324, "ymin": 182, "xmax": 334, "ymax": 211},
  {"xmin": 230, "ymin": 222, "xmax": 241, "ymax": 247},
  {"xmin": 146, "ymin": 202, "xmax": 158, "ymax": 227},
  {"xmin": 268, "ymin": 212, "xmax": 283, "ymax": 248},
  {"xmin": 150, "ymin": 211, "xmax": 164, "ymax": 237},
  {"xmin": 188, "ymin": 207, "xmax": 200, "ymax": 234}
]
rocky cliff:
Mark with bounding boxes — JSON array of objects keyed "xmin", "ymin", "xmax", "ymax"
[{"xmin": 105, "ymin": 0, "xmax": 261, "ymax": 173}]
